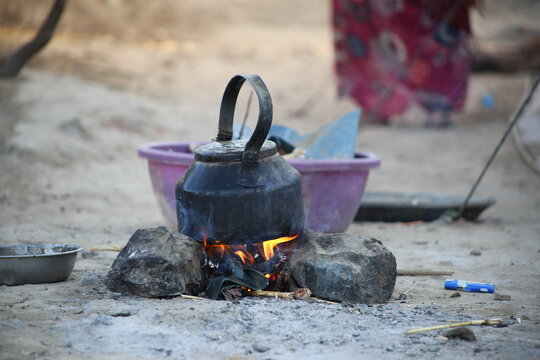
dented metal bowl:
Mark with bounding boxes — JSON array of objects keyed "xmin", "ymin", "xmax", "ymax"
[{"xmin": 0, "ymin": 244, "xmax": 83, "ymax": 286}]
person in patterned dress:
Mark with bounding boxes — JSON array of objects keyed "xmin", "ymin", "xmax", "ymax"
[{"xmin": 332, "ymin": 0, "xmax": 477, "ymax": 126}]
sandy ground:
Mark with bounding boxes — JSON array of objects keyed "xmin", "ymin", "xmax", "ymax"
[{"xmin": 1, "ymin": 1, "xmax": 540, "ymax": 359}]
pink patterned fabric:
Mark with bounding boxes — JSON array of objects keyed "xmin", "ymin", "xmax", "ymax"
[{"xmin": 333, "ymin": 0, "xmax": 476, "ymax": 117}]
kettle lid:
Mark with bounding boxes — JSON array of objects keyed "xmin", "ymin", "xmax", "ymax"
[{"xmin": 195, "ymin": 139, "xmax": 276, "ymax": 162}]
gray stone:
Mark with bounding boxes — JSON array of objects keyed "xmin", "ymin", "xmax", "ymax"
[
  {"xmin": 79, "ymin": 275, "xmax": 102, "ymax": 287},
  {"xmin": 443, "ymin": 326, "xmax": 477, "ymax": 341},
  {"xmin": 289, "ymin": 231, "xmax": 396, "ymax": 304},
  {"xmin": 253, "ymin": 344, "xmax": 270, "ymax": 353},
  {"xmin": 104, "ymin": 226, "xmax": 204, "ymax": 297},
  {"xmin": 494, "ymin": 293, "xmax": 511, "ymax": 301}
]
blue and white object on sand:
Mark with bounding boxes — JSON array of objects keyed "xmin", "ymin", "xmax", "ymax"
[
  {"xmin": 445, "ymin": 279, "xmax": 496, "ymax": 293},
  {"xmin": 481, "ymin": 93, "xmax": 496, "ymax": 109}
]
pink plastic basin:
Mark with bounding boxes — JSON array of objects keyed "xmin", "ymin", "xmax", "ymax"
[{"xmin": 138, "ymin": 142, "xmax": 380, "ymax": 233}]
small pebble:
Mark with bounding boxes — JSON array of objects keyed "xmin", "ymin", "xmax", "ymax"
[
  {"xmin": 82, "ymin": 251, "xmax": 98, "ymax": 259},
  {"xmin": 253, "ymin": 344, "xmax": 270, "ymax": 353},
  {"xmin": 470, "ymin": 249, "xmax": 482, "ymax": 256},
  {"xmin": 450, "ymin": 292, "xmax": 461, "ymax": 298},
  {"xmin": 110, "ymin": 311, "xmax": 132, "ymax": 317},
  {"xmin": 79, "ymin": 275, "xmax": 101, "ymax": 287},
  {"xmin": 494, "ymin": 293, "xmax": 511, "ymax": 301},
  {"xmin": 443, "ymin": 326, "xmax": 476, "ymax": 341}
]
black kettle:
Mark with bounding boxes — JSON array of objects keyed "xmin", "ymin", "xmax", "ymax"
[{"xmin": 175, "ymin": 74, "xmax": 304, "ymax": 245}]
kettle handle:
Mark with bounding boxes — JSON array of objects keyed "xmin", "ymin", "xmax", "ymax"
[{"xmin": 216, "ymin": 74, "xmax": 273, "ymax": 164}]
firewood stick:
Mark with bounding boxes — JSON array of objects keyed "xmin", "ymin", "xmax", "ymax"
[
  {"xmin": 250, "ymin": 290, "xmax": 295, "ymax": 299},
  {"xmin": 249, "ymin": 288, "xmax": 312, "ymax": 300},
  {"xmin": 397, "ymin": 269, "xmax": 454, "ymax": 276},
  {"xmin": 388, "ymin": 284, "xmax": 418, "ymax": 303},
  {"xmin": 403, "ymin": 284, "xmax": 417, "ymax": 295},
  {"xmin": 180, "ymin": 294, "xmax": 205, "ymax": 300},
  {"xmin": 305, "ymin": 297, "xmax": 340, "ymax": 305},
  {"xmin": 85, "ymin": 245, "xmax": 123, "ymax": 252},
  {"xmin": 406, "ymin": 318, "xmax": 501, "ymax": 335}
]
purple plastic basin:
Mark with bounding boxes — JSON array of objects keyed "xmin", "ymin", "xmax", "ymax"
[{"xmin": 138, "ymin": 142, "xmax": 380, "ymax": 233}]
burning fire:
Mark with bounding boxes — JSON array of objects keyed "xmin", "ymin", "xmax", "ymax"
[
  {"xmin": 203, "ymin": 234, "xmax": 299, "ymax": 266},
  {"xmin": 233, "ymin": 250, "xmax": 255, "ymax": 264},
  {"xmin": 261, "ymin": 235, "xmax": 299, "ymax": 261}
]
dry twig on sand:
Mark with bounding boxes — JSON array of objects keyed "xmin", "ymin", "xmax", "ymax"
[
  {"xmin": 180, "ymin": 294, "xmax": 205, "ymax": 300},
  {"xmin": 397, "ymin": 269, "xmax": 454, "ymax": 276},
  {"xmin": 406, "ymin": 319, "xmax": 501, "ymax": 335},
  {"xmin": 248, "ymin": 288, "xmax": 312, "ymax": 300}
]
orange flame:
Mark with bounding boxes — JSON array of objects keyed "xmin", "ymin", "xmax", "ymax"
[
  {"xmin": 203, "ymin": 233, "xmax": 300, "ymax": 267},
  {"xmin": 233, "ymin": 249, "xmax": 255, "ymax": 264},
  {"xmin": 261, "ymin": 234, "xmax": 299, "ymax": 261}
]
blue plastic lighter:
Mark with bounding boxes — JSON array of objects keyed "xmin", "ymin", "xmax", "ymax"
[{"xmin": 444, "ymin": 279, "xmax": 496, "ymax": 293}]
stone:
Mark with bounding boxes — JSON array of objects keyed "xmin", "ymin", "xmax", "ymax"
[
  {"xmin": 104, "ymin": 226, "xmax": 205, "ymax": 297},
  {"xmin": 78, "ymin": 275, "xmax": 102, "ymax": 287},
  {"xmin": 82, "ymin": 250, "xmax": 98, "ymax": 259},
  {"xmin": 289, "ymin": 231, "xmax": 397, "ymax": 304},
  {"xmin": 110, "ymin": 311, "xmax": 133, "ymax": 317},
  {"xmin": 253, "ymin": 344, "xmax": 270, "ymax": 353},
  {"xmin": 443, "ymin": 327, "xmax": 477, "ymax": 341},
  {"xmin": 494, "ymin": 293, "xmax": 511, "ymax": 301},
  {"xmin": 470, "ymin": 249, "xmax": 482, "ymax": 256}
]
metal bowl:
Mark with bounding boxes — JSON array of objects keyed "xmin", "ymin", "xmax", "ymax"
[{"xmin": 0, "ymin": 244, "xmax": 83, "ymax": 286}]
